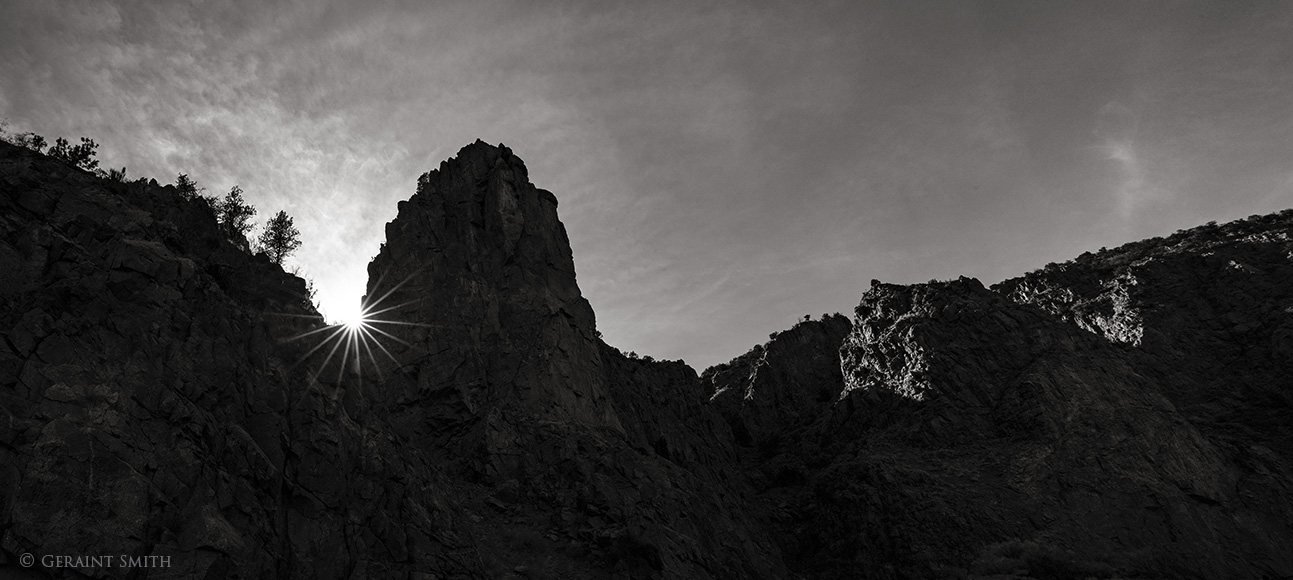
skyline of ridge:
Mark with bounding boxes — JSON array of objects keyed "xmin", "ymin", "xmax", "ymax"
[{"xmin": 3, "ymin": 1, "xmax": 1292, "ymax": 368}]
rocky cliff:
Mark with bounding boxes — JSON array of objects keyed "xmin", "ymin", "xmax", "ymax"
[
  {"xmin": 0, "ymin": 140, "xmax": 494, "ymax": 579},
  {"xmin": 3, "ymin": 138, "xmax": 1292, "ymax": 580},
  {"xmin": 351, "ymin": 140, "xmax": 785, "ymax": 579},
  {"xmin": 706, "ymin": 314, "xmax": 852, "ymax": 450},
  {"xmin": 360, "ymin": 141, "xmax": 621, "ymax": 452},
  {"xmin": 0, "ymin": 140, "xmax": 784, "ymax": 580},
  {"xmin": 714, "ymin": 216, "xmax": 1293, "ymax": 579}
]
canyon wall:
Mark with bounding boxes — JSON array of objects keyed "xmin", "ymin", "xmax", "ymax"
[{"xmin": 3, "ymin": 139, "xmax": 1291, "ymax": 579}]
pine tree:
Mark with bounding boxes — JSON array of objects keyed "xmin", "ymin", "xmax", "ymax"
[
  {"xmin": 217, "ymin": 185, "xmax": 256, "ymax": 239},
  {"xmin": 258, "ymin": 210, "xmax": 302, "ymax": 265},
  {"xmin": 175, "ymin": 173, "xmax": 201, "ymax": 200}
]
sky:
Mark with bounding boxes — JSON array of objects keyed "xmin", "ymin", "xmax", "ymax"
[{"xmin": 3, "ymin": 0, "xmax": 1292, "ymax": 370}]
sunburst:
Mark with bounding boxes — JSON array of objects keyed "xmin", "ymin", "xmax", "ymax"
[{"xmin": 281, "ymin": 269, "xmax": 429, "ymax": 385}]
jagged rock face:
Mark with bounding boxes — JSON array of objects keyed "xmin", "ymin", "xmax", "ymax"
[
  {"xmin": 7, "ymin": 134, "xmax": 1293, "ymax": 580},
  {"xmin": 603, "ymin": 346, "xmax": 737, "ymax": 470},
  {"xmin": 994, "ymin": 213, "xmax": 1293, "ymax": 453},
  {"xmin": 0, "ymin": 142, "xmax": 482, "ymax": 579},
  {"xmin": 0, "ymin": 140, "xmax": 788, "ymax": 580},
  {"xmin": 361, "ymin": 141, "xmax": 620, "ymax": 466},
  {"xmin": 699, "ymin": 218, "xmax": 1293, "ymax": 579},
  {"xmin": 839, "ymin": 277, "xmax": 1094, "ymax": 413},
  {"xmin": 706, "ymin": 315, "xmax": 851, "ymax": 448},
  {"xmin": 357, "ymin": 141, "xmax": 786, "ymax": 578},
  {"xmin": 821, "ymin": 265, "xmax": 1293, "ymax": 578}
]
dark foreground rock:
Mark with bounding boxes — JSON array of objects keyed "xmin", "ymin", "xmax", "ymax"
[
  {"xmin": 711, "ymin": 215, "xmax": 1293, "ymax": 579},
  {"xmin": 354, "ymin": 140, "xmax": 785, "ymax": 579},
  {"xmin": 2, "ymin": 138, "xmax": 1292, "ymax": 580},
  {"xmin": 0, "ymin": 141, "xmax": 486, "ymax": 579},
  {"xmin": 706, "ymin": 314, "xmax": 852, "ymax": 450},
  {"xmin": 0, "ymin": 140, "xmax": 783, "ymax": 580}
]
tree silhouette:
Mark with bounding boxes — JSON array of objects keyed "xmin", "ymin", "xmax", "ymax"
[
  {"xmin": 217, "ymin": 185, "xmax": 256, "ymax": 239},
  {"xmin": 175, "ymin": 173, "xmax": 201, "ymax": 199},
  {"xmin": 258, "ymin": 210, "xmax": 302, "ymax": 265},
  {"xmin": 174, "ymin": 173, "xmax": 217, "ymax": 211},
  {"xmin": 47, "ymin": 137, "xmax": 98, "ymax": 171}
]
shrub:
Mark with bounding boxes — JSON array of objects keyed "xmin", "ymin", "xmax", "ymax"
[
  {"xmin": 47, "ymin": 137, "xmax": 99, "ymax": 171},
  {"xmin": 99, "ymin": 166, "xmax": 127, "ymax": 182},
  {"xmin": 4, "ymin": 131, "xmax": 47, "ymax": 152},
  {"xmin": 302, "ymin": 276, "xmax": 319, "ymax": 310}
]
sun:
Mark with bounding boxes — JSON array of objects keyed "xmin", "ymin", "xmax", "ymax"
[
  {"xmin": 280, "ymin": 269, "xmax": 427, "ymax": 385},
  {"xmin": 341, "ymin": 312, "xmax": 368, "ymax": 332},
  {"xmin": 331, "ymin": 302, "xmax": 368, "ymax": 331}
]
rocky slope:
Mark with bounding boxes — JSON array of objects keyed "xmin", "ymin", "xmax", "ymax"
[
  {"xmin": 0, "ymin": 140, "xmax": 494, "ymax": 579},
  {"xmin": 3, "ymin": 137, "xmax": 1292, "ymax": 580},
  {"xmin": 714, "ymin": 215, "xmax": 1293, "ymax": 579},
  {"xmin": 993, "ymin": 216, "xmax": 1293, "ymax": 460},
  {"xmin": 0, "ymin": 140, "xmax": 784, "ymax": 580},
  {"xmin": 706, "ymin": 314, "xmax": 851, "ymax": 450}
]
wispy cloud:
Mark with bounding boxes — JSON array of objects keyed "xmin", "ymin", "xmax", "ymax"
[{"xmin": 1093, "ymin": 101, "xmax": 1161, "ymax": 219}]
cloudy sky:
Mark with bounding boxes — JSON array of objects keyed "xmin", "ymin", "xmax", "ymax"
[{"xmin": 3, "ymin": 1, "xmax": 1292, "ymax": 369}]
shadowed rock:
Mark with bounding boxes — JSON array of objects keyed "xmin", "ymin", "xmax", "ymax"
[
  {"xmin": 357, "ymin": 141, "xmax": 786, "ymax": 579},
  {"xmin": 3, "ymin": 137, "xmax": 1292, "ymax": 580},
  {"xmin": 706, "ymin": 314, "xmax": 851, "ymax": 448},
  {"xmin": 359, "ymin": 140, "xmax": 622, "ymax": 474}
]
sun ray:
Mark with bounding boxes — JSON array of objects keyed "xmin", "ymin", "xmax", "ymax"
[
  {"xmin": 357, "ymin": 324, "xmax": 403, "ymax": 367},
  {"xmin": 361, "ymin": 322, "xmax": 415, "ymax": 347},
  {"xmin": 281, "ymin": 323, "xmax": 348, "ymax": 344},
  {"xmin": 313, "ymin": 326, "xmax": 350, "ymax": 382},
  {"xmin": 359, "ymin": 299, "xmax": 415, "ymax": 319},
  {"xmin": 356, "ymin": 326, "xmax": 386, "ymax": 383},
  {"xmin": 265, "ymin": 311, "xmax": 328, "ymax": 320},
  {"xmin": 361, "ymin": 269, "xmax": 422, "ymax": 315},
  {"xmin": 335, "ymin": 327, "xmax": 354, "ymax": 384},
  {"xmin": 283, "ymin": 266, "xmax": 437, "ymax": 386},
  {"xmin": 288, "ymin": 324, "xmax": 349, "ymax": 371},
  {"xmin": 365, "ymin": 317, "xmax": 432, "ymax": 328}
]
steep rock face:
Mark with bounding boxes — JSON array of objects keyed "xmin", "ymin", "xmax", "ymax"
[
  {"xmin": 7, "ymin": 134, "xmax": 1293, "ymax": 580},
  {"xmin": 360, "ymin": 140, "xmax": 620, "ymax": 467},
  {"xmin": 705, "ymin": 315, "xmax": 851, "ymax": 448},
  {"xmin": 0, "ymin": 142, "xmax": 484, "ymax": 579},
  {"xmin": 603, "ymin": 346, "xmax": 737, "ymax": 471},
  {"xmin": 820, "ymin": 270, "xmax": 1293, "ymax": 578},
  {"xmin": 1, "ymin": 139, "xmax": 787, "ymax": 580},
  {"xmin": 356, "ymin": 141, "xmax": 785, "ymax": 579},
  {"xmin": 700, "ymin": 214, "xmax": 1293, "ymax": 579}
]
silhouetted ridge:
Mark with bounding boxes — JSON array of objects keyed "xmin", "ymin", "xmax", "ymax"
[{"xmin": 3, "ymin": 138, "xmax": 1291, "ymax": 579}]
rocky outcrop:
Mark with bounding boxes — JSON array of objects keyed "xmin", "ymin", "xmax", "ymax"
[
  {"xmin": 699, "ymin": 216, "xmax": 1293, "ymax": 579},
  {"xmin": 4, "ymin": 135, "xmax": 1293, "ymax": 580},
  {"xmin": 993, "ymin": 214, "xmax": 1293, "ymax": 457},
  {"xmin": 0, "ymin": 141, "xmax": 485, "ymax": 579},
  {"xmin": 705, "ymin": 315, "xmax": 851, "ymax": 448},
  {"xmin": 350, "ymin": 140, "xmax": 785, "ymax": 579},
  {"xmin": 360, "ymin": 141, "xmax": 620, "ymax": 461},
  {"xmin": 826, "ymin": 276, "xmax": 1293, "ymax": 578},
  {"xmin": 0, "ymin": 139, "xmax": 787, "ymax": 580}
]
